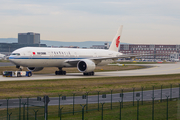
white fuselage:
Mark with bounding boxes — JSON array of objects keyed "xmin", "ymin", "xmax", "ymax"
[{"xmin": 9, "ymin": 47, "xmax": 122, "ymax": 67}]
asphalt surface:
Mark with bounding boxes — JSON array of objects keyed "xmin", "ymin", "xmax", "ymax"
[
  {"xmin": 0, "ymin": 63, "xmax": 180, "ymax": 81},
  {"xmin": 0, "ymin": 87, "xmax": 179, "ymax": 109},
  {"xmin": 0, "ymin": 62, "xmax": 14, "ymax": 67}
]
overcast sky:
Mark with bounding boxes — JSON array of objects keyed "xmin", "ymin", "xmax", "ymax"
[{"xmin": 0, "ymin": 0, "xmax": 180, "ymax": 44}]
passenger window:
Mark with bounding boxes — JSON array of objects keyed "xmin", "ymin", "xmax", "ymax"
[{"xmin": 11, "ymin": 53, "xmax": 20, "ymax": 56}]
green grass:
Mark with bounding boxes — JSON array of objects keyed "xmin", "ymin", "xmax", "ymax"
[
  {"xmin": 0, "ymin": 60, "xmax": 10, "ymax": 62},
  {"xmin": 0, "ymin": 74, "xmax": 180, "ymax": 99},
  {"xmin": 0, "ymin": 99, "xmax": 179, "ymax": 120},
  {"xmin": 48, "ymin": 100, "xmax": 179, "ymax": 120}
]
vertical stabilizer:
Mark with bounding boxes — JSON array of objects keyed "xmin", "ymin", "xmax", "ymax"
[{"xmin": 109, "ymin": 25, "xmax": 123, "ymax": 52}]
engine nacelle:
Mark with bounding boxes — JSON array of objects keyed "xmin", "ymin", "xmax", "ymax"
[
  {"xmin": 27, "ymin": 67, "xmax": 44, "ymax": 72},
  {"xmin": 77, "ymin": 59, "xmax": 96, "ymax": 73}
]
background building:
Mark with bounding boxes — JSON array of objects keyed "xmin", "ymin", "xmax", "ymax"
[
  {"xmin": 0, "ymin": 32, "xmax": 46, "ymax": 55},
  {"xmin": 18, "ymin": 32, "xmax": 40, "ymax": 44},
  {"xmin": 119, "ymin": 44, "xmax": 180, "ymax": 60},
  {"xmin": 170, "ymin": 53, "xmax": 179, "ymax": 61}
]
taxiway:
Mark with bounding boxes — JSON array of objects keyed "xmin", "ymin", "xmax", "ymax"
[{"xmin": 0, "ymin": 63, "xmax": 180, "ymax": 81}]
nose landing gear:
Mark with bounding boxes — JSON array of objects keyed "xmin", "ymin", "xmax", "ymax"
[{"xmin": 16, "ymin": 65, "xmax": 23, "ymax": 71}]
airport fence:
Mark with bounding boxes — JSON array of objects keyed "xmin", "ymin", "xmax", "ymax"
[{"xmin": 0, "ymin": 84, "xmax": 180, "ymax": 120}]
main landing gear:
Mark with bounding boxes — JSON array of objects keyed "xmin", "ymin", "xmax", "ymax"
[
  {"xmin": 55, "ymin": 68, "xmax": 66, "ymax": 75},
  {"xmin": 83, "ymin": 71, "xmax": 94, "ymax": 76}
]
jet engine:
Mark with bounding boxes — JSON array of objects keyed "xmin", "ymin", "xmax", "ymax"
[
  {"xmin": 77, "ymin": 59, "xmax": 95, "ymax": 73},
  {"xmin": 27, "ymin": 67, "xmax": 44, "ymax": 72}
]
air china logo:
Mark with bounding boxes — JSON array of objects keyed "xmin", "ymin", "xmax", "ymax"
[{"xmin": 116, "ymin": 36, "xmax": 120, "ymax": 48}]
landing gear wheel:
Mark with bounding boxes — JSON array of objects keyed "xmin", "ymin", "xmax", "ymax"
[
  {"xmin": 83, "ymin": 71, "xmax": 94, "ymax": 76},
  {"xmin": 55, "ymin": 70, "xmax": 66, "ymax": 75},
  {"xmin": 63, "ymin": 71, "xmax": 66, "ymax": 75}
]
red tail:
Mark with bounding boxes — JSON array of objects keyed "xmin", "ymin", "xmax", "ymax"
[{"xmin": 116, "ymin": 36, "xmax": 120, "ymax": 48}]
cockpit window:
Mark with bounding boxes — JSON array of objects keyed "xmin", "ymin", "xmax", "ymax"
[{"xmin": 11, "ymin": 53, "xmax": 20, "ymax": 56}]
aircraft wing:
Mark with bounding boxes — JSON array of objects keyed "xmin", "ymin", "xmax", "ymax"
[
  {"xmin": 65, "ymin": 53, "xmax": 155, "ymax": 65},
  {"xmin": 64, "ymin": 59, "xmax": 81, "ymax": 66},
  {"xmin": 91, "ymin": 53, "xmax": 155, "ymax": 60}
]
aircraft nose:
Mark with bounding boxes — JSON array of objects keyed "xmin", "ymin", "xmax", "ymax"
[
  {"xmin": 9, "ymin": 56, "xmax": 16, "ymax": 63},
  {"xmin": 8, "ymin": 56, "xmax": 13, "ymax": 60}
]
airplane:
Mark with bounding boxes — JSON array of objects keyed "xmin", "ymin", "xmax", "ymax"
[
  {"xmin": 9, "ymin": 25, "xmax": 146, "ymax": 76},
  {"xmin": 0, "ymin": 53, "xmax": 6, "ymax": 60}
]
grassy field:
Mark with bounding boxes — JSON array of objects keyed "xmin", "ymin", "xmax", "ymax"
[
  {"xmin": 0, "ymin": 74, "xmax": 180, "ymax": 99},
  {"xmin": 47, "ymin": 100, "xmax": 179, "ymax": 120},
  {"xmin": 0, "ymin": 99, "xmax": 179, "ymax": 120},
  {"xmin": 0, "ymin": 60, "xmax": 10, "ymax": 62}
]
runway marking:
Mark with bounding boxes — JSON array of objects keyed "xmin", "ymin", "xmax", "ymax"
[
  {"xmin": 146, "ymin": 66, "xmax": 158, "ymax": 69},
  {"xmin": 171, "ymin": 67, "xmax": 180, "ymax": 70}
]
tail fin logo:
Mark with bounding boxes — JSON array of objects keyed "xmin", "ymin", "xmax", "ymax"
[{"xmin": 116, "ymin": 36, "xmax": 120, "ymax": 48}]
